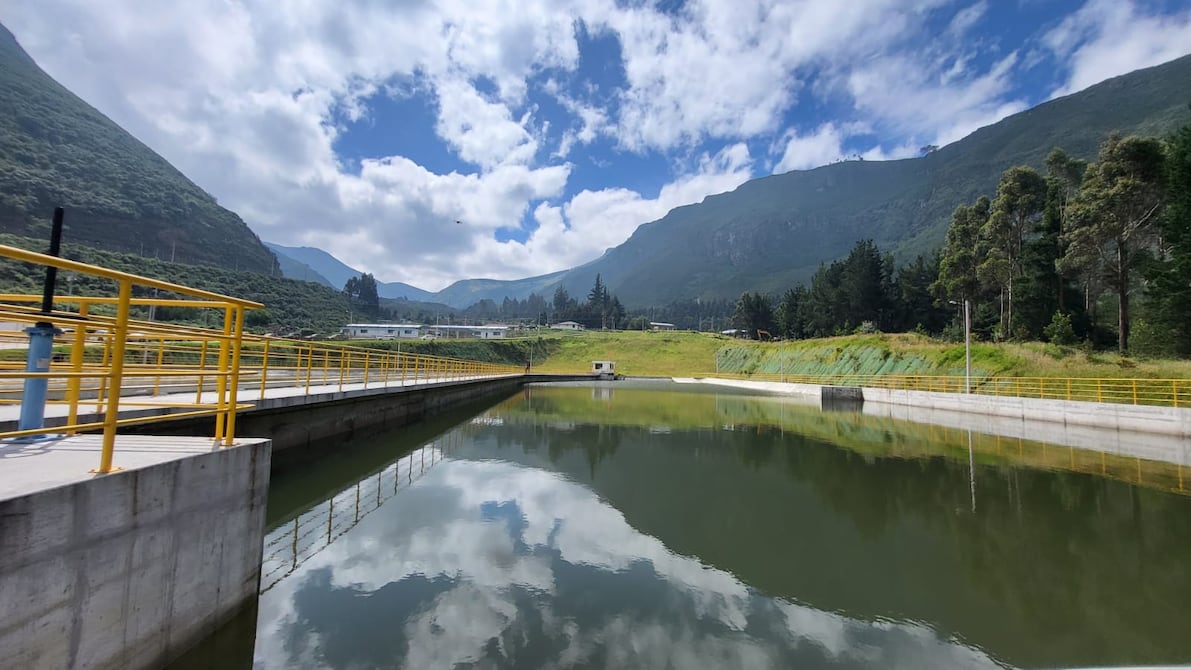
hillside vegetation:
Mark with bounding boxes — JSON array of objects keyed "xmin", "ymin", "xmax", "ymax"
[
  {"xmin": 0, "ymin": 233, "xmax": 345, "ymax": 333},
  {"xmin": 529, "ymin": 330, "xmax": 1191, "ymax": 379},
  {"xmin": 0, "ymin": 24, "xmax": 276, "ymax": 274}
]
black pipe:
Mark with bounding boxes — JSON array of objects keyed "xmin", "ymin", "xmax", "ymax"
[{"xmin": 39, "ymin": 207, "xmax": 64, "ymax": 319}]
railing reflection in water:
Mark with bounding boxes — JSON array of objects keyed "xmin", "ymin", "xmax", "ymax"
[{"xmin": 259, "ymin": 430, "xmax": 464, "ymax": 593}]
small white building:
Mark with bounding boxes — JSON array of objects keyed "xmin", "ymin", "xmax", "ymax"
[
  {"xmin": 425, "ymin": 324, "xmax": 509, "ymax": 340},
  {"xmin": 551, "ymin": 321, "xmax": 585, "ymax": 331},
  {"xmin": 592, "ymin": 360, "xmax": 616, "ymax": 378},
  {"xmin": 340, "ymin": 323, "xmax": 422, "ymax": 339},
  {"xmin": 474, "ymin": 326, "xmax": 508, "ymax": 340},
  {"xmin": 649, "ymin": 322, "xmax": 676, "ymax": 331}
]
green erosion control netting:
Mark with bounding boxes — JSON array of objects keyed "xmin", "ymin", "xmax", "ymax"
[{"xmin": 714, "ymin": 341, "xmax": 986, "ymax": 378}]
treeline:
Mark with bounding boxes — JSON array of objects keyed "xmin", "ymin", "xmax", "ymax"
[
  {"xmin": 459, "ymin": 275, "xmax": 632, "ymax": 330},
  {"xmin": 731, "ymin": 122, "xmax": 1191, "ymax": 356},
  {"xmin": 460, "ymin": 290, "xmax": 736, "ymax": 332},
  {"xmin": 731, "ymin": 240, "xmax": 946, "ymax": 339}
]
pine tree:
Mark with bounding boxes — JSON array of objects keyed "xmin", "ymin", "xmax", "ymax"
[{"xmin": 1142, "ymin": 121, "xmax": 1191, "ymax": 354}]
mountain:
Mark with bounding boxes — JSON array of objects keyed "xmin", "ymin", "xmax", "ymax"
[
  {"xmin": 543, "ymin": 54, "xmax": 1191, "ymax": 306},
  {"xmin": 271, "ymin": 55, "xmax": 1191, "ymax": 311},
  {"xmin": 265, "ymin": 243, "xmax": 338, "ymax": 288},
  {"xmin": 266, "ymin": 242, "xmax": 434, "ymax": 301},
  {"xmin": 0, "ymin": 24, "xmax": 277, "ymax": 274},
  {"xmin": 432, "ymin": 269, "xmax": 571, "ymax": 308}
]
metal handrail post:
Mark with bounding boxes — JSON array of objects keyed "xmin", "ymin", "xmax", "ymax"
[
  {"xmin": 96, "ymin": 279, "xmax": 132, "ymax": 473},
  {"xmin": 213, "ymin": 306, "xmax": 233, "ymax": 441},
  {"xmin": 223, "ymin": 306, "xmax": 246, "ymax": 446},
  {"xmin": 65, "ymin": 301, "xmax": 89, "ymax": 433},
  {"xmin": 260, "ymin": 338, "xmax": 271, "ymax": 400}
]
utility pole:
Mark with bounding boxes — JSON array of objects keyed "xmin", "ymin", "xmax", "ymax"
[{"xmin": 950, "ymin": 299, "xmax": 972, "ymax": 393}]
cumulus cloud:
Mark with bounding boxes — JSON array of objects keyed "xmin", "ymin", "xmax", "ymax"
[
  {"xmin": 774, "ymin": 124, "xmax": 847, "ymax": 173},
  {"xmin": 1043, "ymin": 0, "xmax": 1191, "ymax": 96},
  {"xmin": 2, "ymin": 0, "xmax": 1186, "ymax": 291}
]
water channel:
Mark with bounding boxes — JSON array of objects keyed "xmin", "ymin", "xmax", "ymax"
[{"xmin": 174, "ymin": 381, "xmax": 1191, "ymax": 669}]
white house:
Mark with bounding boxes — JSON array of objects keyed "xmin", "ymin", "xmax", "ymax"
[
  {"xmin": 649, "ymin": 322, "xmax": 676, "ymax": 331},
  {"xmin": 424, "ymin": 324, "xmax": 509, "ymax": 339},
  {"xmin": 474, "ymin": 326, "xmax": 508, "ymax": 339},
  {"xmin": 551, "ymin": 321, "xmax": 584, "ymax": 331},
  {"xmin": 340, "ymin": 323, "xmax": 421, "ymax": 339}
]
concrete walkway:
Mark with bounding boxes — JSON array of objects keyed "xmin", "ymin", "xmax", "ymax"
[
  {"xmin": 0, "ymin": 434, "xmax": 270, "ymax": 501},
  {"xmin": 0, "ymin": 372, "xmax": 525, "ymax": 431}
]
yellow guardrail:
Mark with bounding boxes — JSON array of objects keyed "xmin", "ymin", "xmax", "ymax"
[
  {"xmin": 702, "ymin": 372, "xmax": 1191, "ymax": 408},
  {"xmin": 0, "ymin": 244, "xmax": 520, "ymax": 473}
]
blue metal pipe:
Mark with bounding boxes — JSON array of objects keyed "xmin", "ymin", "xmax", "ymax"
[{"xmin": 18, "ymin": 323, "xmax": 62, "ymax": 434}]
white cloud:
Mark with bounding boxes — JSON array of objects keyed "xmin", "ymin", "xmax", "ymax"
[
  {"xmin": 774, "ymin": 124, "xmax": 847, "ymax": 173},
  {"xmin": 3, "ymin": 0, "xmax": 1186, "ymax": 293},
  {"xmin": 433, "ymin": 76, "xmax": 539, "ymax": 169},
  {"xmin": 463, "ymin": 143, "xmax": 754, "ymax": 281},
  {"xmin": 1043, "ymin": 0, "xmax": 1191, "ymax": 96}
]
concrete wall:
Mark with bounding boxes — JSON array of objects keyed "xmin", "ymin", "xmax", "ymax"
[
  {"xmin": 0, "ymin": 440, "xmax": 271, "ymax": 670},
  {"xmin": 861, "ymin": 387, "xmax": 1191, "ymax": 438}
]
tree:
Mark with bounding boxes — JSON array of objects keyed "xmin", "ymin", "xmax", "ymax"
[
  {"xmin": 838, "ymin": 240, "xmax": 893, "ymax": 330},
  {"xmin": 1061, "ymin": 134, "xmax": 1167, "ymax": 354},
  {"xmin": 607, "ymin": 296, "xmax": 626, "ymax": 330},
  {"xmin": 935, "ymin": 197, "xmax": 989, "ymax": 306},
  {"xmin": 1045, "ymin": 148, "xmax": 1090, "ymax": 318},
  {"xmin": 980, "ymin": 166, "xmax": 1047, "ymax": 338},
  {"xmin": 732, "ymin": 292, "xmax": 775, "ymax": 338},
  {"xmin": 804, "ymin": 262, "xmax": 844, "ymax": 337},
  {"xmin": 776, "ymin": 287, "xmax": 807, "ymax": 339},
  {"xmin": 552, "ymin": 286, "xmax": 572, "ymax": 315},
  {"xmin": 343, "ymin": 272, "xmax": 379, "ymax": 316},
  {"xmin": 1142, "ymin": 120, "xmax": 1191, "ymax": 354},
  {"xmin": 587, "ymin": 274, "xmax": 608, "ymax": 308},
  {"xmin": 895, "ymin": 254, "xmax": 946, "ymax": 334}
]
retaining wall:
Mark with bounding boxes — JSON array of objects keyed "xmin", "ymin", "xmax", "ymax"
[
  {"xmin": 0, "ymin": 438, "xmax": 271, "ymax": 670},
  {"xmin": 861, "ymin": 387, "xmax": 1191, "ymax": 438}
]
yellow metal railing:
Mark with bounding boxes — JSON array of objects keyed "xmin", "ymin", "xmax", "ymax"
[
  {"xmin": 702, "ymin": 372, "xmax": 1191, "ymax": 408},
  {"xmin": 0, "ymin": 244, "xmax": 260, "ymax": 472},
  {"xmin": 0, "ymin": 244, "xmax": 520, "ymax": 473}
]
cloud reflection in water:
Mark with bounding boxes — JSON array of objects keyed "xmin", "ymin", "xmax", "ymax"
[{"xmin": 254, "ymin": 459, "xmax": 1000, "ymax": 669}]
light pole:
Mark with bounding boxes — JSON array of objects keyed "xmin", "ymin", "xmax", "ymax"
[{"xmin": 950, "ymin": 299, "xmax": 971, "ymax": 394}]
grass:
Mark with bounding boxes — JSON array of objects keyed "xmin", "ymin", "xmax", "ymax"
[
  {"xmin": 529, "ymin": 330, "xmax": 1191, "ymax": 380},
  {"xmin": 531, "ymin": 330, "xmax": 732, "ymax": 377}
]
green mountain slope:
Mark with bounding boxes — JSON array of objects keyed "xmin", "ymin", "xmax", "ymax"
[
  {"xmin": 550, "ymin": 54, "xmax": 1191, "ymax": 306},
  {"xmin": 0, "ymin": 24, "xmax": 277, "ymax": 274}
]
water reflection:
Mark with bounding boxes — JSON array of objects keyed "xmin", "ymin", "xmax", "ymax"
[
  {"xmin": 177, "ymin": 382, "xmax": 1191, "ymax": 669},
  {"xmin": 255, "ymin": 457, "xmax": 1001, "ymax": 669}
]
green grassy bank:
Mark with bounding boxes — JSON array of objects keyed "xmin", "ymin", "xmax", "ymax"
[{"xmin": 529, "ymin": 330, "xmax": 1191, "ymax": 379}]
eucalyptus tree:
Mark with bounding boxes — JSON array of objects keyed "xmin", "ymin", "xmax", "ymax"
[
  {"xmin": 979, "ymin": 166, "xmax": 1048, "ymax": 338},
  {"xmin": 1060, "ymin": 134, "xmax": 1167, "ymax": 354}
]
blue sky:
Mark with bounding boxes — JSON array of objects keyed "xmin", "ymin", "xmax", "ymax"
[{"xmin": 4, "ymin": 0, "xmax": 1191, "ymax": 290}]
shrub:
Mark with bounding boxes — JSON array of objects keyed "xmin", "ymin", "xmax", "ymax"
[{"xmin": 1043, "ymin": 311, "xmax": 1077, "ymax": 346}]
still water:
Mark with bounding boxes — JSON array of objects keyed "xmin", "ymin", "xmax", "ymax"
[{"xmin": 178, "ymin": 382, "xmax": 1191, "ymax": 669}]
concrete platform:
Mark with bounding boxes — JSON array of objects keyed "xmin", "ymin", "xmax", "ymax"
[{"xmin": 0, "ymin": 434, "xmax": 256, "ymax": 502}]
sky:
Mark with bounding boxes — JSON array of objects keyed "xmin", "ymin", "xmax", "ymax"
[{"xmin": 4, "ymin": 1, "xmax": 1191, "ymax": 291}]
